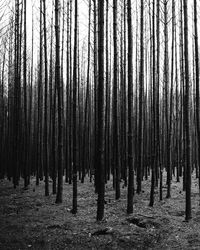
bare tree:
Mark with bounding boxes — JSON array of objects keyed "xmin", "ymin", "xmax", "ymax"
[
  {"xmin": 137, "ymin": 0, "xmax": 144, "ymax": 194},
  {"xmin": 55, "ymin": 0, "xmax": 63, "ymax": 204},
  {"xmin": 113, "ymin": 0, "xmax": 120, "ymax": 200},
  {"xmin": 183, "ymin": 0, "xmax": 191, "ymax": 221},
  {"xmin": 127, "ymin": 0, "xmax": 134, "ymax": 214},
  {"xmin": 43, "ymin": 0, "xmax": 49, "ymax": 196},
  {"xmin": 23, "ymin": 0, "xmax": 28, "ymax": 188},
  {"xmin": 96, "ymin": 0, "xmax": 105, "ymax": 221},
  {"xmin": 72, "ymin": 0, "xmax": 78, "ymax": 214},
  {"xmin": 194, "ymin": 0, "xmax": 200, "ymax": 200}
]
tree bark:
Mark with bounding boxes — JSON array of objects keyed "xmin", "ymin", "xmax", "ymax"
[
  {"xmin": 127, "ymin": 0, "xmax": 134, "ymax": 214},
  {"xmin": 72, "ymin": 0, "xmax": 78, "ymax": 214},
  {"xmin": 55, "ymin": 0, "xmax": 64, "ymax": 204},
  {"xmin": 96, "ymin": 0, "xmax": 105, "ymax": 221},
  {"xmin": 183, "ymin": 0, "xmax": 191, "ymax": 221}
]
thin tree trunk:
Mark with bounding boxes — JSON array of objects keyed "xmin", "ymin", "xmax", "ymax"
[
  {"xmin": 164, "ymin": 0, "xmax": 171, "ymax": 198},
  {"xmin": 82, "ymin": 0, "xmax": 91, "ymax": 184},
  {"xmin": 149, "ymin": 0, "xmax": 156, "ymax": 207},
  {"xmin": 72, "ymin": 0, "xmax": 78, "ymax": 214},
  {"xmin": 93, "ymin": 0, "xmax": 98, "ymax": 193},
  {"xmin": 194, "ymin": 0, "xmax": 200, "ymax": 203},
  {"xmin": 137, "ymin": 0, "xmax": 144, "ymax": 194},
  {"xmin": 55, "ymin": 0, "xmax": 63, "ymax": 204},
  {"xmin": 96, "ymin": 0, "xmax": 105, "ymax": 221},
  {"xmin": 43, "ymin": 0, "xmax": 49, "ymax": 196},
  {"xmin": 127, "ymin": 0, "xmax": 134, "ymax": 214},
  {"xmin": 23, "ymin": 0, "xmax": 28, "ymax": 188},
  {"xmin": 65, "ymin": 1, "xmax": 70, "ymax": 183},
  {"xmin": 156, "ymin": 0, "xmax": 162, "ymax": 201},
  {"xmin": 113, "ymin": 0, "xmax": 120, "ymax": 200},
  {"xmin": 13, "ymin": 0, "xmax": 20, "ymax": 188},
  {"xmin": 183, "ymin": 0, "xmax": 191, "ymax": 221}
]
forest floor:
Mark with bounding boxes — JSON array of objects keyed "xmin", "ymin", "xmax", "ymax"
[{"xmin": 1, "ymin": 173, "xmax": 200, "ymax": 250}]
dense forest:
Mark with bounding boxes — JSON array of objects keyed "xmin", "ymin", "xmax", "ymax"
[{"xmin": 1, "ymin": 1, "xmax": 200, "ymax": 244}]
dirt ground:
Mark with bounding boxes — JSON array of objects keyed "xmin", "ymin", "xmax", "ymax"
[{"xmin": 1, "ymin": 173, "xmax": 200, "ymax": 250}]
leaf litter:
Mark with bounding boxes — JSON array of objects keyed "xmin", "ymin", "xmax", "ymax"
[{"xmin": 0, "ymin": 172, "xmax": 200, "ymax": 249}]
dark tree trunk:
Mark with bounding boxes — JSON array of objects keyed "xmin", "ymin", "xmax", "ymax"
[
  {"xmin": 149, "ymin": 0, "xmax": 156, "ymax": 207},
  {"xmin": 96, "ymin": 0, "xmax": 105, "ymax": 221},
  {"xmin": 137, "ymin": 0, "xmax": 144, "ymax": 194},
  {"xmin": 72, "ymin": 0, "xmax": 78, "ymax": 214},
  {"xmin": 127, "ymin": 0, "xmax": 134, "ymax": 214},
  {"xmin": 55, "ymin": 0, "xmax": 64, "ymax": 204},
  {"xmin": 93, "ymin": 0, "xmax": 98, "ymax": 193},
  {"xmin": 113, "ymin": 0, "xmax": 120, "ymax": 200},
  {"xmin": 164, "ymin": 0, "xmax": 171, "ymax": 199},
  {"xmin": 43, "ymin": 0, "xmax": 49, "ymax": 196},
  {"xmin": 23, "ymin": 0, "xmax": 28, "ymax": 188},
  {"xmin": 82, "ymin": 0, "xmax": 91, "ymax": 184},
  {"xmin": 183, "ymin": 0, "xmax": 191, "ymax": 221},
  {"xmin": 13, "ymin": 0, "xmax": 20, "ymax": 188},
  {"xmin": 194, "ymin": 0, "xmax": 200, "ymax": 201}
]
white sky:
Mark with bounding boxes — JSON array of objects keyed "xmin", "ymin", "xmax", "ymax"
[
  {"xmin": 0, "ymin": 0, "xmax": 200, "ymax": 88},
  {"xmin": 25, "ymin": 0, "xmax": 88, "ymax": 65}
]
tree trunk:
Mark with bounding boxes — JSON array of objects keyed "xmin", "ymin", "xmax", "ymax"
[
  {"xmin": 43, "ymin": 0, "xmax": 49, "ymax": 196},
  {"xmin": 23, "ymin": 0, "xmax": 28, "ymax": 188},
  {"xmin": 194, "ymin": 0, "xmax": 200, "ymax": 202},
  {"xmin": 183, "ymin": 0, "xmax": 191, "ymax": 221},
  {"xmin": 149, "ymin": 0, "xmax": 156, "ymax": 207},
  {"xmin": 55, "ymin": 0, "xmax": 64, "ymax": 204},
  {"xmin": 137, "ymin": 0, "xmax": 144, "ymax": 194},
  {"xmin": 127, "ymin": 0, "xmax": 134, "ymax": 214},
  {"xmin": 72, "ymin": 0, "xmax": 78, "ymax": 214},
  {"xmin": 96, "ymin": 0, "xmax": 105, "ymax": 221},
  {"xmin": 113, "ymin": 0, "xmax": 120, "ymax": 200}
]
